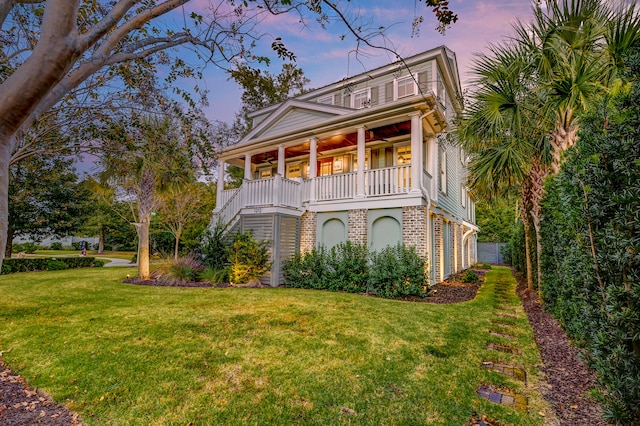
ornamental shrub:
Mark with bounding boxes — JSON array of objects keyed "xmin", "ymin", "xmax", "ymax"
[
  {"xmin": 228, "ymin": 231, "xmax": 271, "ymax": 285},
  {"xmin": 461, "ymin": 269, "xmax": 479, "ymax": 283},
  {"xmin": 368, "ymin": 244, "xmax": 428, "ymax": 298},
  {"xmin": 50, "ymin": 242, "xmax": 63, "ymax": 250},
  {"xmin": 283, "ymin": 242, "xmax": 428, "ymax": 299},
  {"xmin": 46, "ymin": 260, "xmax": 68, "ymax": 271}
]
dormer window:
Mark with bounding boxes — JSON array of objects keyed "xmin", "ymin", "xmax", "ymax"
[
  {"xmin": 318, "ymin": 95, "xmax": 333, "ymax": 105},
  {"xmin": 396, "ymin": 76, "xmax": 416, "ymax": 99},
  {"xmin": 352, "ymin": 89, "xmax": 370, "ymax": 109}
]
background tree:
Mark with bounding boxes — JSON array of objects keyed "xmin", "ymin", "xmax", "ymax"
[
  {"xmin": 7, "ymin": 153, "xmax": 88, "ymax": 257},
  {"xmin": 157, "ymin": 181, "xmax": 216, "ymax": 260},
  {"xmin": 99, "ymin": 113, "xmax": 198, "ymax": 279},
  {"xmin": 475, "ymin": 195, "xmax": 517, "ymax": 243},
  {"xmin": 0, "ymin": 0, "xmax": 457, "ymax": 266}
]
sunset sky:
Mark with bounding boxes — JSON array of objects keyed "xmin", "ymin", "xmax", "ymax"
[{"xmin": 178, "ymin": 0, "xmax": 536, "ymax": 123}]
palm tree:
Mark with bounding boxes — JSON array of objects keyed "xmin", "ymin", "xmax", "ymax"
[{"xmin": 458, "ymin": 0, "xmax": 640, "ymax": 289}]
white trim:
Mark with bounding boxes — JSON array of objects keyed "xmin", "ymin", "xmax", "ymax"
[
  {"xmin": 317, "ymin": 95, "xmax": 333, "ymax": 105},
  {"xmin": 351, "ymin": 88, "xmax": 371, "ymax": 109},
  {"xmin": 394, "ymin": 75, "xmax": 417, "ymax": 100}
]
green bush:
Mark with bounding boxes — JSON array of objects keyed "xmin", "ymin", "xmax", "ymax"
[
  {"xmin": 368, "ymin": 244, "xmax": 428, "ymax": 298},
  {"xmin": 1, "ymin": 257, "xmax": 104, "ymax": 274},
  {"xmin": 198, "ymin": 222, "xmax": 231, "ymax": 270},
  {"xmin": 461, "ymin": 269, "xmax": 479, "ymax": 283},
  {"xmin": 50, "ymin": 242, "xmax": 63, "ymax": 250},
  {"xmin": 228, "ymin": 231, "xmax": 271, "ymax": 285},
  {"xmin": 198, "ymin": 266, "xmax": 229, "ymax": 284},
  {"xmin": 283, "ymin": 242, "xmax": 428, "ymax": 299},
  {"xmin": 282, "ymin": 247, "xmax": 327, "ymax": 290},
  {"xmin": 46, "ymin": 260, "xmax": 68, "ymax": 271},
  {"xmin": 323, "ymin": 241, "xmax": 369, "ymax": 293}
]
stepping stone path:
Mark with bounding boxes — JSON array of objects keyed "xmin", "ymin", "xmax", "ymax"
[{"xmin": 471, "ymin": 268, "xmax": 530, "ymax": 424}]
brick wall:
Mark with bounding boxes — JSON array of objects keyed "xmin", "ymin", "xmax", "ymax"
[
  {"xmin": 347, "ymin": 209, "xmax": 368, "ymax": 245},
  {"xmin": 402, "ymin": 206, "xmax": 428, "ymax": 259},
  {"xmin": 300, "ymin": 211, "xmax": 316, "ymax": 253}
]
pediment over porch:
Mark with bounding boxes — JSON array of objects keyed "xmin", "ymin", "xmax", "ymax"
[{"xmin": 238, "ymin": 99, "xmax": 352, "ymax": 146}]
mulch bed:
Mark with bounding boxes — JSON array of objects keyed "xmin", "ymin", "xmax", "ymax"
[
  {"xmin": 515, "ymin": 271, "xmax": 606, "ymax": 425},
  {"xmin": 1, "ymin": 267, "xmax": 607, "ymax": 425},
  {"xmin": 0, "ymin": 360, "xmax": 81, "ymax": 426},
  {"xmin": 422, "ymin": 268, "xmax": 487, "ymax": 304}
]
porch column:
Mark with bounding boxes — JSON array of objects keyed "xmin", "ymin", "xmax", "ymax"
[
  {"xmin": 277, "ymin": 145, "xmax": 285, "ymax": 176},
  {"xmin": 244, "ymin": 153, "xmax": 252, "ymax": 180},
  {"xmin": 356, "ymin": 125, "xmax": 366, "ymax": 198},
  {"xmin": 215, "ymin": 159, "xmax": 224, "ymax": 211},
  {"xmin": 309, "ymin": 137, "xmax": 317, "ymax": 202},
  {"xmin": 410, "ymin": 112, "xmax": 422, "ymax": 193}
]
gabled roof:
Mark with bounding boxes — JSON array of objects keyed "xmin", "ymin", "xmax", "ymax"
[{"xmin": 236, "ymin": 99, "xmax": 352, "ymax": 148}]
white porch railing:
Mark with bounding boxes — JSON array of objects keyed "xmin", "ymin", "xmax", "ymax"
[
  {"xmin": 315, "ymin": 172, "xmax": 357, "ymax": 201},
  {"xmin": 364, "ymin": 165, "xmax": 411, "ymax": 196},
  {"xmin": 213, "ymin": 175, "xmax": 303, "ymax": 228},
  {"xmin": 219, "ymin": 188, "xmax": 240, "ymax": 207}
]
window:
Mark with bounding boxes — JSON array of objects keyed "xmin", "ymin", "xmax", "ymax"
[
  {"xmin": 259, "ymin": 167, "xmax": 272, "ymax": 179},
  {"xmin": 461, "ymin": 184, "xmax": 467, "ymax": 207},
  {"xmin": 287, "ymin": 163, "xmax": 301, "ymax": 179},
  {"xmin": 439, "ymin": 146, "xmax": 447, "ymax": 194},
  {"xmin": 396, "ymin": 144, "xmax": 411, "ymax": 166},
  {"xmin": 318, "ymin": 95, "xmax": 333, "ymax": 105},
  {"xmin": 396, "ymin": 76, "xmax": 416, "ymax": 98},
  {"xmin": 352, "ymin": 89, "xmax": 370, "ymax": 109}
]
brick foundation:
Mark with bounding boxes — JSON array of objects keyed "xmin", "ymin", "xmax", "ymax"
[
  {"xmin": 300, "ymin": 211, "xmax": 316, "ymax": 253},
  {"xmin": 347, "ymin": 209, "xmax": 367, "ymax": 245}
]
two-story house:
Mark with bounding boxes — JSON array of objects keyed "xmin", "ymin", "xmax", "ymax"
[{"xmin": 213, "ymin": 46, "xmax": 478, "ymax": 286}]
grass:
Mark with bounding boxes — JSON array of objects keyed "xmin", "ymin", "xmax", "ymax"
[{"xmin": 0, "ymin": 266, "xmax": 548, "ymax": 425}]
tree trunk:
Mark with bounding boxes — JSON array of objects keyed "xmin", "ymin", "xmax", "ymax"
[
  {"xmin": 137, "ymin": 214, "xmax": 151, "ymax": 280},
  {"xmin": 522, "ymin": 213, "xmax": 534, "ymax": 290},
  {"xmin": 550, "ymin": 119, "xmax": 578, "ymax": 173},
  {"xmin": 136, "ymin": 167, "xmax": 155, "ymax": 280},
  {"xmin": 4, "ymin": 228, "xmax": 13, "ymax": 259},
  {"xmin": 98, "ymin": 226, "xmax": 105, "ymax": 254},
  {"xmin": 532, "ymin": 219, "xmax": 543, "ymax": 294},
  {"xmin": 173, "ymin": 228, "xmax": 182, "ymax": 261},
  {"xmin": 0, "ymin": 137, "xmax": 12, "ymax": 269}
]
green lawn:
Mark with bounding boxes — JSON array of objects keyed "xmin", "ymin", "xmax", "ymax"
[{"xmin": 0, "ymin": 266, "xmax": 548, "ymax": 425}]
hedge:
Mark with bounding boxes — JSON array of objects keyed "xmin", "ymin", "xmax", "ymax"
[{"xmin": 1, "ymin": 257, "xmax": 105, "ymax": 274}]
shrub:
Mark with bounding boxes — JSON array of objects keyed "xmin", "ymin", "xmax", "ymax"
[
  {"xmin": 282, "ymin": 248, "xmax": 327, "ymax": 290},
  {"xmin": 228, "ymin": 231, "xmax": 271, "ymax": 285},
  {"xmin": 284, "ymin": 243, "xmax": 428, "ymax": 299},
  {"xmin": 323, "ymin": 241, "xmax": 369, "ymax": 293},
  {"xmin": 156, "ymin": 256, "xmax": 203, "ymax": 285},
  {"xmin": 50, "ymin": 242, "xmax": 63, "ymax": 250},
  {"xmin": 46, "ymin": 260, "xmax": 68, "ymax": 271},
  {"xmin": 368, "ymin": 244, "xmax": 428, "ymax": 298},
  {"xmin": 461, "ymin": 269, "xmax": 479, "ymax": 283},
  {"xmin": 474, "ymin": 263, "xmax": 492, "ymax": 270},
  {"xmin": 198, "ymin": 221, "xmax": 231, "ymax": 270},
  {"xmin": 1, "ymin": 257, "xmax": 104, "ymax": 274},
  {"xmin": 199, "ymin": 266, "xmax": 229, "ymax": 284}
]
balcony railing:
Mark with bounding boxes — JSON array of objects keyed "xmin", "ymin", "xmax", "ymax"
[
  {"xmin": 364, "ymin": 165, "xmax": 411, "ymax": 196},
  {"xmin": 315, "ymin": 172, "xmax": 357, "ymax": 201},
  {"xmin": 214, "ymin": 166, "xmax": 428, "ymax": 228}
]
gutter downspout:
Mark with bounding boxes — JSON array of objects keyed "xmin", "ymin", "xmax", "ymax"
[
  {"xmin": 461, "ymin": 221, "xmax": 479, "ymax": 268},
  {"xmin": 420, "ymin": 109, "xmax": 436, "ymax": 284}
]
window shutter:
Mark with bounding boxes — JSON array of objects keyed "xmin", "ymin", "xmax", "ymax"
[
  {"xmin": 370, "ymin": 86, "xmax": 379, "ymax": 106},
  {"xmin": 333, "ymin": 93, "xmax": 342, "ymax": 106},
  {"xmin": 385, "ymin": 81, "xmax": 394, "ymax": 102}
]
